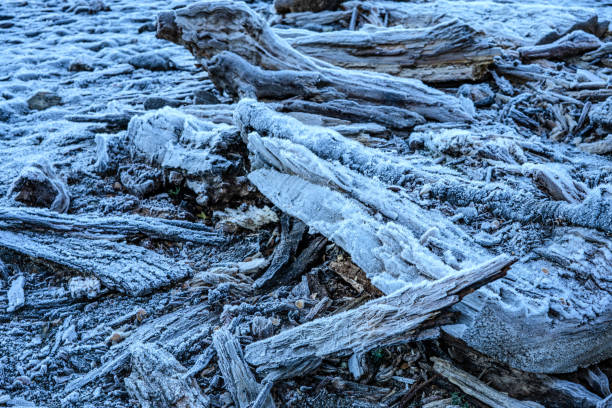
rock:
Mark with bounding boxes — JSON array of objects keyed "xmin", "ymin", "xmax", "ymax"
[
  {"xmin": 590, "ymin": 97, "xmax": 612, "ymax": 132},
  {"xmin": 26, "ymin": 91, "xmax": 62, "ymax": 111},
  {"xmin": 457, "ymin": 83, "xmax": 495, "ymax": 108},
  {"xmin": 7, "ymin": 275, "xmax": 25, "ymax": 313},
  {"xmin": 126, "ymin": 107, "xmax": 244, "ymax": 206},
  {"xmin": 193, "ymin": 88, "xmax": 220, "ymax": 105},
  {"xmin": 0, "ymin": 99, "xmax": 28, "ymax": 122},
  {"xmin": 128, "ymin": 52, "xmax": 176, "ymax": 71},
  {"xmin": 143, "ymin": 96, "xmax": 182, "ymax": 110},
  {"xmin": 7, "ymin": 159, "xmax": 70, "ymax": 213},
  {"xmin": 68, "ymin": 57, "xmax": 95, "ymax": 72},
  {"xmin": 69, "ymin": 0, "xmax": 110, "ymax": 14}
]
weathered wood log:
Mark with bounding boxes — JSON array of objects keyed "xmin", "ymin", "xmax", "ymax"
[
  {"xmin": 125, "ymin": 343, "xmax": 210, "ymax": 408},
  {"xmin": 0, "ymin": 206, "xmax": 228, "ymax": 295},
  {"xmin": 212, "ymin": 328, "xmax": 275, "ymax": 408},
  {"xmin": 279, "ymin": 19, "xmax": 501, "ymax": 82},
  {"xmin": 238, "ymin": 100, "xmax": 612, "ymax": 374},
  {"xmin": 244, "ymin": 255, "xmax": 514, "ymax": 376},
  {"xmin": 432, "ymin": 357, "xmax": 545, "ymax": 408},
  {"xmin": 0, "ymin": 207, "xmax": 225, "ymax": 244},
  {"xmin": 519, "ymin": 30, "xmax": 602, "ymax": 60},
  {"xmin": 442, "ymin": 333, "xmax": 605, "ymax": 408},
  {"xmin": 0, "ymin": 229, "xmax": 192, "ymax": 296},
  {"xmin": 156, "ymin": 1, "xmax": 474, "ymax": 123}
]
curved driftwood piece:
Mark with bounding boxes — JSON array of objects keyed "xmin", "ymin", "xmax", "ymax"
[
  {"xmin": 245, "ymin": 255, "xmax": 513, "ymax": 375},
  {"xmin": 280, "ymin": 19, "xmax": 501, "ymax": 82},
  {"xmin": 239, "ymin": 100, "xmax": 612, "ymax": 374},
  {"xmin": 125, "ymin": 343, "xmax": 210, "ymax": 408},
  {"xmin": 156, "ymin": 1, "xmax": 474, "ymax": 123}
]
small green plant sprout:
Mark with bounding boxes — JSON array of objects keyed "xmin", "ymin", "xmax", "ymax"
[{"xmin": 168, "ymin": 186, "xmax": 180, "ymax": 197}]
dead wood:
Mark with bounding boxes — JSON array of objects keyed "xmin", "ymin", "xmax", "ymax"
[
  {"xmin": 237, "ymin": 100, "xmax": 612, "ymax": 374},
  {"xmin": 156, "ymin": 1, "xmax": 475, "ymax": 123},
  {"xmin": 125, "ymin": 343, "xmax": 210, "ymax": 408},
  {"xmin": 244, "ymin": 255, "xmax": 514, "ymax": 377},
  {"xmin": 280, "ymin": 19, "xmax": 501, "ymax": 82},
  {"xmin": 274, "ymin": 0, "xmax": 341, "ymax": 14},
  {"xmin": 519, "ymin": 30, "xmax": 602, "ymax": 60},
  {"xmin": 432, "ymin": 357, "xmax": 545, "ymax": 408},
  {"xmin": 212, "ymin": 328, "xmax": 275, "ymax": 408}
]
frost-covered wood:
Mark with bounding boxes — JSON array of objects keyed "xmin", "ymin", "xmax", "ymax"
[
  {"xmin": 126, "ymin": 107, "xmax": 246, "ymax": 205},
  {"xmin": 0, "ymin": 206, "xmax": 229, "ymax": 295},
  {"xmin": 432, "ymin": 358, "xmax": 545, "ymax": 408},
  {"xmin": 280, "ymin": 19, "xmax": 501, "ymax": 82},
  {"xmin": 518, "ymin": 30, "xmax": 602, "ymax": 60},
  {"xmin": 212, "ymin": 328, "xmax": 275, "ymax": 408},
  {"xmin": 156, "ymin": 1, "xmax": 474, "ymax": 123},
  {"xmin": 125, "ymin": 343, "xmax": 210, "ymax": 408},
  {"xmin": 0, "ymin": 229, "xmax": 192, "ymax": 296},
  {"xmin": 245, "ymin": 255, "xmax": 513, "ymax": 376},
  {"xmin": 0, "ymin": 207, "xmax": 225, "ymax": 244},
  {"xmin": 238, "ymin": 100, "xmax": 612, "ymax": 374},
  {"xmin": 65, "ymin": 304, "xmax": 216, "ymax": 393}
]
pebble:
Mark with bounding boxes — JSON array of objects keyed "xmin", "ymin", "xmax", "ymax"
[
  {"xmin": 128, "ymin": 52, "xmax": 176, "ymax": 71},
  {"xmin": 26, "ymin": 91, "xmax": 62, "ymax": 110}
]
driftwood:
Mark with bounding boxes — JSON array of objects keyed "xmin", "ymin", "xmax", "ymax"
[
  {"xmin": 237, "ymin": 100, "xmax": 612, "ymax": 374},
  {"xmin": 212, "ymin": 328, "xmax": 275, "ymax": 408},
  {"xmin": 156, "ymin": 1, "xmax": 475, "ymax": 124},
  {"xmin": 125, "ymin": 343, "xmax": 210, "ymax": 408},
  {"xmin": 432, "ymin": 357, "xmax": 545, "ymax": 408},
  {"xmin": 65, "ymin": 304, "xmax": 216, "ymax": 393},
  {"xmin": 519, "ymin": 30, "xmax": 602, "ymax": 60},
  {"xmin": 279, "ymin": 19, "xmax": 501, "ymax": 82},
  {"xmin": 442, "ymin": 333, "xmax": 606, "ymax": 408},
  {"xmin": 245, "ymin": 255, "xmax": 513, "ymax": 376},
  {"xmin": 0, "ymin": 207, "xmax": 226, "ymax": 296}
]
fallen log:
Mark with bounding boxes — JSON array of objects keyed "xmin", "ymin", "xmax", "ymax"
[
  {"xmin": 238, "ymin": 100, "xmax": 612, "ymax": 374},
  {"xmin": 156, "ymin": 1, "xmax": 474, "ymax": 123},
  {"xmin": 245, "ymin": 255, "xmax": 514, "ymax": 376},
  {"xmin": 280, "ymin": 19, "xmax": 501, "ymax": 82}
]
